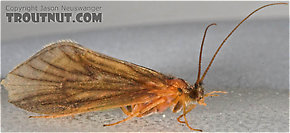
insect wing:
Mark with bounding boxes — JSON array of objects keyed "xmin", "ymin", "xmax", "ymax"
[{"xmin": 2, "ymin": 41, "xmax": 169, "ymax": 115}]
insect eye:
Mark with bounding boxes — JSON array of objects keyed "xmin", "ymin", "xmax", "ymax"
[{"xmin": 177, "ymin": 88, "xmax": 182, "ymax": 93}]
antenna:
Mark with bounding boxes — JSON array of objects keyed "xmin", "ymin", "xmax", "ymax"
[
  {"xmin": 196, "ymin": 23, "xmax": 216, "ymax": 84},
  {"xmin": 197, "ymin": 2, "xmax": 288, "ymax": 84}
]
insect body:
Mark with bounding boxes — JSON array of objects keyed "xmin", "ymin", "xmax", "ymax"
[{"xmin": 1, "ymin": 3, "xmax": 287, "ymax": 132}]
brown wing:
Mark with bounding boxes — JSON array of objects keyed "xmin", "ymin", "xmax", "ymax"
[{"xmin": 1, "ymin": 40, "xmax": 171, "ymax": 115}]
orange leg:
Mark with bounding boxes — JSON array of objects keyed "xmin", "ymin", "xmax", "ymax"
[
  {"xmin": 180, "ymin": 101, "xmax": 202, "ymax": 132},
  {"xmin": 104, "ymin": 98, "xmax": 166, "ymax": 127},
  {"xmin": 103, "ymin": 113, "xmax": 138, "ymax": 127},
  {"xmin": 177, "ymin": 114, "xmax": 185, "ymax": 124},
  {"xmin": 204, "ymin": 91, "xmax": 227, "ymax": 97},
  {"xmin": 121, "ymin": 105, "xmax": 142, "ymax": 117},
  {"xmin": 29, "ymin": 113, "xmax": 78, "ymax": 118},
  {"xmin": 138, "ymin": 96, "xmax": 180, "ymax": 117},
  {"xmin": 136, "ymin": 107, "xmax": 159, "ymax": 117},
  {"xmin": 120, "ymin": 107, "xmax": 132, "ymax": 116},
  {"xmin": 198, "ymin": 91, "xmax": 228, "ymax": 106},
  {"xmin": 176, "ymin": 91, "xmax": 226, "ymax": 131},
  {"xmin": 177, "ymin": 104, "xmax": 197, "ymax": 124}
]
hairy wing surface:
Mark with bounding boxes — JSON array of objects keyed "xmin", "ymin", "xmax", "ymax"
[{"xmin": 2, "ymin": 41, "xmax": 170, "ymax": 114}]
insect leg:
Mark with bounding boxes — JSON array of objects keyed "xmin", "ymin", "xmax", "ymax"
[
  {"xmin": 103, "ymin": 113, "xmax": 138, "ymax": 127},
  {"xmin": 104, "ymin": 98, "xmax": 166, "ymax": 126},
  {"xmin": 197, "ymin": 91, "xmax": 228, "ymax": 106},
  {"xmin": 120, "ymin": 107, "xmax": 132, "ymax": 116},
  {"xmin": 126, "ymin": 105, "xmax": 134, "ymax": 112},
  {"xmin": 204, "ymin": 91, "xmax": 227, "ymax": 97},
  {"xmin": 172, "ymin": 97, "xmax": 182, "ymax": 113},
  {"xmin": 121, "ymin": 105, "xmax": 138, "ymax": 116},
  {"xmin": 181, "ymin": 101, "xmax": 202, "ymax": 132},
  {"xmin": 29, "ymin": 112, "xmax": 79, "ymax": 118},
  {"xmin": 136, "ymin": 107, "xmax": 157, "ymax": 117},
  {"xmin": 177, "ymin": 104, "xmax": 197, "ymax": 123}
]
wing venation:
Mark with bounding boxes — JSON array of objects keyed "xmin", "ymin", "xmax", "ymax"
[{"xmin": 2, "ymin": 41, "xmax": 170, "ymax": 114}]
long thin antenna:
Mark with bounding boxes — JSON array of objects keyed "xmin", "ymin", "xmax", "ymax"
[
  {"xmin": 198, "ymin": 2, "xmax": 288, "ymax": 83},
  {"xmin": 196, "ymin": 23, "xmax": 216, "ymax": 84}
]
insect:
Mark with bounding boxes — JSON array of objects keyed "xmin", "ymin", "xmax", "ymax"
[{"xmin": 1, "ymin": 3, "xmax": 287, "ymax": 132}]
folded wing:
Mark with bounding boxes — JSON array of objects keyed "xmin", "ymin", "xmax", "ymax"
[{"xmin": 2, "ymin": 41, "xmax": 170, "ymax": 115}]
